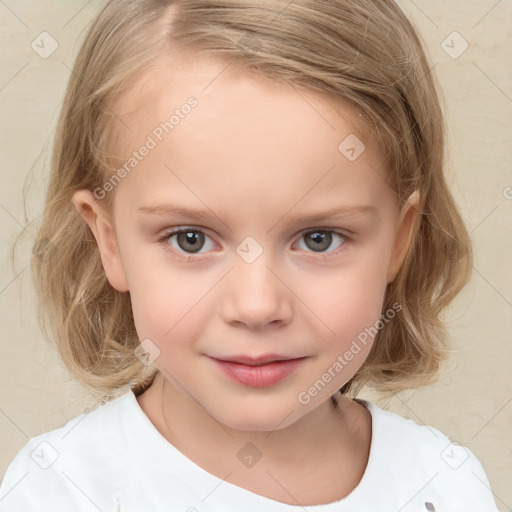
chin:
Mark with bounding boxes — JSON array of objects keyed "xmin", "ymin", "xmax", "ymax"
[{"xmin": 208, "ymin": 399, "xmax": 303, "ymax": 432}]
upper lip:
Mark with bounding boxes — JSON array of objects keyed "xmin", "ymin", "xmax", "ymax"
[{"xmin": 209, "ymin": 354, "xmax": 306, "ymax": 366}]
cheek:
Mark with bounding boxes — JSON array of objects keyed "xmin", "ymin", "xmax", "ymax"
[
  {"xmin": 126, "ymin": 264, "xmax": 215, "ymax": 366},
  {"xmin": 132, "ymin": 283, "xmax": 202, "ymax": 328},
  {"xmin": 303, "ymin": 255, "xmax": 389, "ymax": 335},
  {"xmin": 297, "ymin": 253, "xmax": 390, "ymax": 381},
  {"xmin": 294, "ymin": 271, "xmax": 388, "ymax": 403},
  {"xmin": 120, "ymin": 237, "xmax": 203, "ymax": 328}
]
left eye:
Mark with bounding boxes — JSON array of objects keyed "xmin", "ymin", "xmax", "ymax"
[{"xmin": 295, "ymin": 230, "xmax": 346, "ymax": 253}]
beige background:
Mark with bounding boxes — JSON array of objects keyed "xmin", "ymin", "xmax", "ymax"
[{"xmin": 1, "ymin": 0, "xmax": 511, "ymax": 509}]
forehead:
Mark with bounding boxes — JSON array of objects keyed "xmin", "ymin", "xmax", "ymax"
[
  {"xmin": 105, "ymin": 53, "xmax": 392, "ymax": 219},
  {"xmin": 109, "ymin": 52, "xmax": 377, "ymax": 159}
]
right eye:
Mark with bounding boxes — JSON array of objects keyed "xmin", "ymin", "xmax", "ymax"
[{"xmin": 158, "ymin": 228, "xmax": 217, "ymax": 257}]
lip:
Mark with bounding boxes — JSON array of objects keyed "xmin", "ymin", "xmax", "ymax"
[
  {"xmin": 208, "ymin": 355, "xmax": 307, "ymax": 387},
  {"xmin": 212, "ymin": 353, "xmax": 302, "ymax": 366}
]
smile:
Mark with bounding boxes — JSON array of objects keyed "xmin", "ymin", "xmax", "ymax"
[{"xmin": 208, "ymin": 356, "xmax": 307, "ymax": 387}]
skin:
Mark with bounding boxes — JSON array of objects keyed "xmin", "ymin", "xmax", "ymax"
[{"xmin": 72, "ymin": 53, "xmax": 419, "ymax": 505}]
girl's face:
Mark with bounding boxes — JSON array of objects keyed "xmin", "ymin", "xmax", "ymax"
[{"xmin": 75, "ymin": 54, "xmax": 417, "ymax": 431}]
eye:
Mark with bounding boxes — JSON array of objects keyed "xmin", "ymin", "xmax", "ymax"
[
  {"xmin": 295, "ymin": 230, "xmax": 347, "ymax": 254},
  {"xmin": 157, "ymin": 227, "xmax": 349, "ymax": 260},
  {"xmin": 158, "ymin": 228, "xmax": 216, "ymax": 255}
]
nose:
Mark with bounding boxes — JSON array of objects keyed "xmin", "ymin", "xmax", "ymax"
[{"xmin": 221, "ymin": 254, "xmax": 293, "ymax": 330}]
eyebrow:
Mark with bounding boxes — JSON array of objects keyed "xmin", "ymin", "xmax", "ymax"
[
  {"xmin": 285, "ymin": 204, "xmax": 377, "ymax": 222},
  {"xmin": 138, "ymin": 202, "xmax": 377, "ymax": 224},
  {"xmin": 138, "ymin": 203, "xmax": 218, "ymax": 222}
]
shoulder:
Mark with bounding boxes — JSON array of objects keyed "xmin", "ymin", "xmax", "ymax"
[
  {"xmin": 361, "ymin": 400, "xmax": 499, "ymax": 511},
  {"xmin": 0, "ymin": 391, "xmax": 136, "ymax": 511}
]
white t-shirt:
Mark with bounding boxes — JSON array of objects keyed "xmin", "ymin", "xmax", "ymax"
[{"xmin": 0, "ymin": 389, "xmax": 498, "ymax": 512}]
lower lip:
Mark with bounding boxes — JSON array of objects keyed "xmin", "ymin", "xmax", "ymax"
[{"xmin": 210, "ymin": 357, "xmax": 306, "ymax": 387}]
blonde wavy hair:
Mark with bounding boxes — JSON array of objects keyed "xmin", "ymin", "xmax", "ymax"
[{"xmin": 29, "ymin": 0, "xmax": 472, "ymax": 402}]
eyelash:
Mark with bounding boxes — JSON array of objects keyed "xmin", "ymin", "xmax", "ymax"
[{"xmin": 157, "ymin": 227, "xmax": 351, "ymax": 262}]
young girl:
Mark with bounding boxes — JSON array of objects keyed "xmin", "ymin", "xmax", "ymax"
[{"xmin": 0, "ymin": 0, "xmax": 499, "ymax": 510}]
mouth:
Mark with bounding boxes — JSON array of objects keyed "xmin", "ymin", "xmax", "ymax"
[{"xmin": 208, "ymin": 354, "xmax": 308, "ymax": 387}]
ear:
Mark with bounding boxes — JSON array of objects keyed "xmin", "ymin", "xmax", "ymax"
[
  {"xmin": 71, "ymin": 189, "xmax": 130, "ymax": 292},
  {"xmin": 387, "ymin": 191, "xmax": 420, "ymax": 283}
]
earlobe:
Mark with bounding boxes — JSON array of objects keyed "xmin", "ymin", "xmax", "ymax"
[
  {"xmin": 71, "ymin": 190, "xmax": 130, "ymax": 292},
  {"xmin": 386, "ymin": 191, "xmax": 420, "ymax": 283}
]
